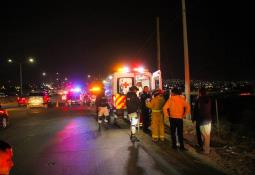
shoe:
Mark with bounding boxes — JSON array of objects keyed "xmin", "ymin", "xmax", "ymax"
[
  {"xmin": 104, "ymin": 119, "xmax": 108, "ymax": 123},
  {"xmin": 130, "ymin": 135, "xmax": 139, "ymax": 142},
  {"xmin": 152, "ymin": 138, "xmax": 158, "ymax": 142},
  {"xmin": 98, "ymin": 120, "xmax": 102, "ymax": 124}
]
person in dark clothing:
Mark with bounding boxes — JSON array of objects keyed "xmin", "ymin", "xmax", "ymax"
[
  {"xmin": 126, "ymin": 86, "xmax": 140, "ymax": 142},
  {"xmin": 192, "ymin": 95, "xmax": 203, "ymax": 149},
  {"xmin": 140, "ymin": 86, "xmax": 152, "ymax": 133},
  {"xmin": 193, "ymin": 88, "xmax": 212, "ymax": 154},
  {"xmin": 96, "ymin": 91, "xmax": 110, "ymax": 124}
]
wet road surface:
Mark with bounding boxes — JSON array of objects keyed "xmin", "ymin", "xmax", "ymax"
[{"xmin": 0, "ymin": 106, "xmax": 226, "ymax": 175}]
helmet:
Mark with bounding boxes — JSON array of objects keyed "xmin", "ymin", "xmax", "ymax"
[{"xmin": 152, "ymin": 89, "xmax": 163, "ymax": 97}]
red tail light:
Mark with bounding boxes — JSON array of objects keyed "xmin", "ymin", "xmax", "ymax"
[
  {"xmin": 0, "ymin": 110, "xmax": 6, "ymax": 114},
  {"xmin": 43, "ymin": 96, "xmax": 49, "ymax": 103}
]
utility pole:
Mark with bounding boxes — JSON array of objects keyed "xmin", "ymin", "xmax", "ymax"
[
  {"xmin": 156, "ymin": 17, "xmax": 163, "ymax": 89},
  {"xmin": 181, "ymin": 0, "xmax": 191, "ymax": 109},
  {"xmin": 156, "ymin": 16, "xmax": 161, "ymax": 71}
]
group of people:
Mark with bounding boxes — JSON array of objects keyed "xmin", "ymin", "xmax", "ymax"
[{"xmin": 126, "ymin": 85, "xmax": 212, "ymax": 154}]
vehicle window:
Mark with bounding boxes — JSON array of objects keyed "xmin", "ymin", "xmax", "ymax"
[
  {"xmin": 135, "ymin": 75, "xmax": 151, "ymax": 94},
  {"xmin": 117, "ymin": 77, "xmax": 134, "ymax": 95}
]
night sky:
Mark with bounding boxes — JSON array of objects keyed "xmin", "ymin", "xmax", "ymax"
[{"xmin": 0, "ymin": 0, "xmax": 254, "ymax": 83}]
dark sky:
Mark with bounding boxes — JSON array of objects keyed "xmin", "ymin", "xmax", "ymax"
[{"xmin": 0, "ymin": 0, "xmax": 254, "ymax": 83}]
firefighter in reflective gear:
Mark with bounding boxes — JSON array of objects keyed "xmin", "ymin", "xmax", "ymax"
[
  {"xmin": 96, "ymin": 92, "xmax": 110, "ymax": 124},
  {"xmin": 146, "ymin": 89, "xmax": 165, "ymax": 142},
  {"xmin": 126, "ymin": 86, "xmax": 140, "ymax": 142}
]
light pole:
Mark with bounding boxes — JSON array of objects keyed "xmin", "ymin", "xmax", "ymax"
[
  {"xmin": 7, "ymin": 57, "xmax": 35, "ymax": 95},
  {"xmin": 42, "ymin": 72, "xmax": 46, "ymax": 84},
  {"xmin": 181, "ymin": 0, "xmax": 191, "ymax": 108}
]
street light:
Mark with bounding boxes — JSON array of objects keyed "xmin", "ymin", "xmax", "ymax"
[
  {"xmin": 7, "ymin": 59, "xmax": 13, "ymax": 63},
  {"xmin": 28, "ymin": 57, "xmax": 35, "ymax": 63},
  {"xmin": 7, "ymin": 57, "xmax": 36, "ymax": 95},
  {"xmin": 42, "ymin": 72, "xmax": 46, "ymax": 76}
]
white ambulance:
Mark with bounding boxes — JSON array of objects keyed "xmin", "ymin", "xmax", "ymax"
[{"xmin": 104, "ymin": 66, "xmax": 162, "ymax": 118}]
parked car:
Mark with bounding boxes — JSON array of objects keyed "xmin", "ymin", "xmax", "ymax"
[
  {"xmin": 17, "ymin": 96, "xmax": 28, "ymax": 106},
  {"xmin": 27, "ymin": 92, "xmax": 49, "ymax": 109},
  {"xmin": 0, "ymin": 105, "xmax": 9, "ymax": 129}
]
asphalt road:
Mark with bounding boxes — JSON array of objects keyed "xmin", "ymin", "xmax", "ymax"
[{"xmin": 0, "ymin": 106, "xmax": 226, "ymax": 175}]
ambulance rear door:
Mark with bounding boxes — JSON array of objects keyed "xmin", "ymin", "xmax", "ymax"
[{"xmin": 151, "ymin": 70, "xmax": 162, "ymax": 90}]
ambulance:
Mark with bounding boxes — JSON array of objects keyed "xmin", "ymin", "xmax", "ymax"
[{"xmin": 104, "ymin": 66, "xmax": 162, "ymax": 118}]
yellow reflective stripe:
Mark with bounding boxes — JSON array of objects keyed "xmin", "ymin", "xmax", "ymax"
[
  {"xmin": 152, "ymin": 110, "xmax": 162, "ymax": 112},
  {"xmin": 116, "ymin": 96, "xmax": 125, "ymax": 106}
]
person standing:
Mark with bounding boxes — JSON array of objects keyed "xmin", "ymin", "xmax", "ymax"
[
  {"xmin": 193, "ymin": 88, "xmax": 212, "ymax": 154},
  {"xmin": 96, "ymin": 91, "xmax": 110, "ymax": 124},
  {"xmin": 146, "ymin": 89, "xmax": 165, "ymax": 142},
  {"xmin": 140, "ymin": 86, "xmax": 152, "ymax": 133},
  {"xmin": 0, "ymin": 140, "xmax": 14, "ymax": 175},
  {"xmin": 126, "ymin": 86, "xmax": 140, "ymax": 142},
  {"xmin": 163, "ymin": 88, "xmax": 190, "ymax": 150}
]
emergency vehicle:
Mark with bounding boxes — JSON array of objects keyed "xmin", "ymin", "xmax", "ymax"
[
  {"xmin": 87, "ymin": 81, "xmax": 104, "ymax": 106},
  {"xmin": 104, "ymin": 66, "xmax": 162, "ymax": 118}
]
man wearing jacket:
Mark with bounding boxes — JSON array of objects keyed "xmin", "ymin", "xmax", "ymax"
[
  {"xmin": 163, "ymin": 88, "xmax": 190, "ymax": 150},
  {"xmin": 193, "ymin": 88, "xmax": 212, "ymax": 154},
  {"xmin": 126, "ymin": 86, "xmax": 140, "ymax": 142}
]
